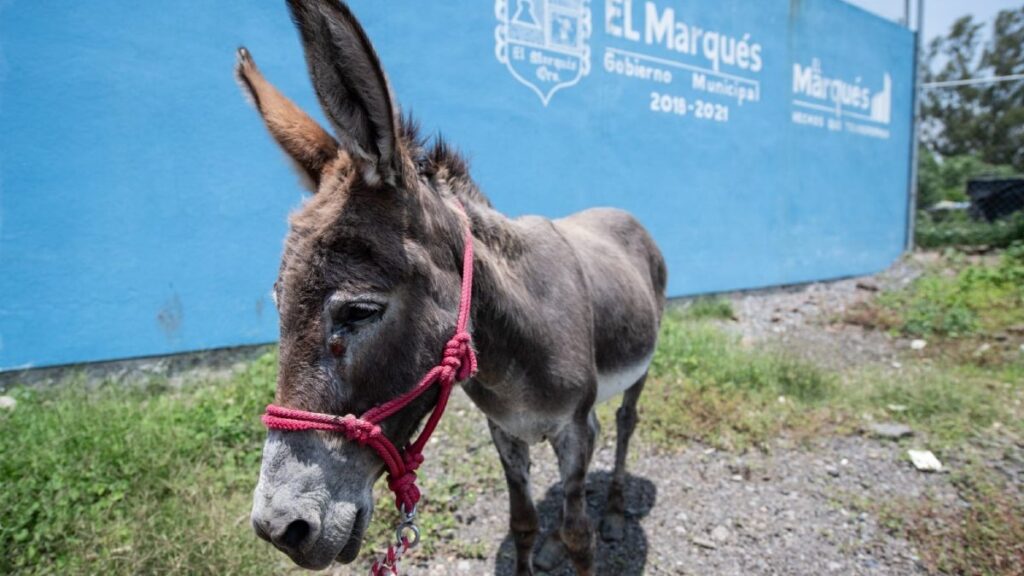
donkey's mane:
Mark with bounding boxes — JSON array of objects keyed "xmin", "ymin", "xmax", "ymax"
[{"xmin": 400, "ymin": 114, "xmax": 492, "ymax": 210}]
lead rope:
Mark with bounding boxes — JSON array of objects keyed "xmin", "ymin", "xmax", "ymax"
[{"xmin": 262, "ymin": 201, "xmax": 476, "ymax": 576}]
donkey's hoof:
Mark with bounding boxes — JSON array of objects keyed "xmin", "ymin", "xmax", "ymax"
[
  {"xmin": 600, "ymin": 512, "xmax": 626, "ymax": 541},
  {"xmin": 533, "ymin": 533, "xmax": 567, "ymax": 571}
]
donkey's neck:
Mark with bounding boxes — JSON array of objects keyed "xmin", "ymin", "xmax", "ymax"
[
  {"xmin": 415, "ymin": 166, "xmax": 575, "ymax": 391},
  {"xmin": 452, "ymin": 192, "xmax": 565, "ymax": 389}
]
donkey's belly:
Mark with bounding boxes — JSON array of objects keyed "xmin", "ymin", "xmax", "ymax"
[
  {"xmin": 492, "ymin": 410, "xmax": 572, "ymax": 445},
  {"xmin": 596, "ymin": 353, "xmax": 653, "ymax": 403}
]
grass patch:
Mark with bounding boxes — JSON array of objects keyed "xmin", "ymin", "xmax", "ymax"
[
  {"xmin": 0, "ymin": 354, "xmax": 282, "ymax": 575},
  {"xmin": 631, "ymin": 312, "xmax": 836, "ymax": 450},
  {"xmin": 848, "ymin": 243, "xmax": 1024, "ymax": 340},
  {"xmin": 880, "ymin": 468, "xmax": 1024, "ymax": 576},
  {"xmin": 0, "ymin": 352, "xmax": 501, "ymax": 575},
  {"xmin": 678, "ymin": 296, "xmax": 736, "ymax": 321},
  {"xmin": 639, "ymin": 304, "xmax": 1023, "ymax": 451},
  {"xmin": 842, "ymin": 363, "xmax": 1024, "ymax": 448},
  {"xmin": 915, "ymin": 211, "xmax": 1024, "ymax": 250}
]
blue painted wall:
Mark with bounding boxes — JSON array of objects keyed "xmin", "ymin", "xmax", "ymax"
[{"xmin": 0, "ymin": 0, "xmax": 914, "ymax": 370}]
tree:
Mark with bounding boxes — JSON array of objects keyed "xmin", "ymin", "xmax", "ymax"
[{"xmin": 922, "ymin": 6, "xmax": 1024, "ymax": 171}]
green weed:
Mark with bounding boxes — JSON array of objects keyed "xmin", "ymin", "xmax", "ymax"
[
  {"xmin": 841, "ymin": 363, "xmax": 1023, "ymax": 448},
  {"xmin": 880, "ymin": 467, "xmax": 1024, "ymax": 576},
  {"xmin": 0, "ymin": 351, "xmax": 502, "ymax": 575},
  {"xmin": 678, "ymin": 296, "xmax": 736, "ymax": 321},
  {"xmin": 632, "ymin": 313, "xmax": 836, "ymax": 450},
  {"xmin": 856, "ymin": 243, "xmax": 1024, "ymax": 339},
  {"xmin": 915, "ymin": 211, "xmax": 1024, "ymax": 249},
  {"xmin": 0, "ymin": 353, "xmax": 280, "ymax": 575}
]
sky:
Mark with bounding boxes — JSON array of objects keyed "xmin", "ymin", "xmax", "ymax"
[{"xmin": 847, "ymin": 0, "xmax": 1022, "ymax": 40}]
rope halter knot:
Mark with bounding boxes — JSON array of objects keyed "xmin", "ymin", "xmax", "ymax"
[
  {"xmin": 386, "ymin": 470, "xmax": 420, "ymax": 513},
  {"xmin": 441, "ymin": 331, "xmax": 477, "ymax": 383}
]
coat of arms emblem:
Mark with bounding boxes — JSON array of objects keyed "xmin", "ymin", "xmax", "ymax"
[{"xmin": 495, "ymin": 0, "xmax": 592, "ymax": 106}]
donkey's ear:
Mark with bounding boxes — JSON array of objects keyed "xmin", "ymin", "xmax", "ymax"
[
  {"xmin": 235, "ymin": 47, "xmax": 340, "ymax": 193},
  {"xmin": 286, "ymin": 0, "xmax": 402, "ymax": 186}
]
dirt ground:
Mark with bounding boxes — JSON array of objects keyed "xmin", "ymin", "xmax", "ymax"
[
  {"xmin": 407, "ymin": 423, "xmax": 949, "ymax": 576},
  {"xmin": 374, "ymin": 255, "xmax": 1006, "ymax": 576}
]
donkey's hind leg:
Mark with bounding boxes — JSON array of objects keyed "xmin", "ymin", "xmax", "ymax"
[
  {"xmin": 536, "ymin": 409, "xmax": 600, "ymax": 575},
  {"xmin": 601, "ymin": 371, "xmax": 647, "ymax": 541},
  {"xmin": 488, "ymin": 419, "xmax": 540, "ymax": 576}
]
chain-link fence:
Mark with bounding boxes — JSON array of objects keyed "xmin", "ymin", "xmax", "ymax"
[{"xmin": 967, "ymin": 178, "xmax": 1024, "ymax": 222}]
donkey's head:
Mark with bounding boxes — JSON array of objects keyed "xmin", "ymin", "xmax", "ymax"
[{"xmin": 237, "ymin": 0, "xmax": 472, "ymax": 568}]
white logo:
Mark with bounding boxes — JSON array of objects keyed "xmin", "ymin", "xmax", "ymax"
[
  {"xmin": 792, "ymin": 58, "xmax": 891, "ymax": 125},
  {"xmin": 495, "ymin": 0, "xmax": 592, "ymax": 106},
  {"xmin": 870, "ymin": 73, "xmax": 892, "ymax": 124}
]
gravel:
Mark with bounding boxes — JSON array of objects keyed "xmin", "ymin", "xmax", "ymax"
[
  {"xmin": 712, "ymin": 255, "xmax": 925, "ymax": 371},
  {"xmin": 388, "ymin": 256, "xmax": 959, "ymax": 576},
  {"xmin": 0, "ymin": 345, "xmax": 274, "ymax": 391},
  {"xmin": 398, "ymin": 412, "xmax": 950, "ymax": 576}
]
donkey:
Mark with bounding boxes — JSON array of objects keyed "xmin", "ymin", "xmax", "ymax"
[{"xmin": 238, "ymin": 1, "xmax": 666, "ymax": 574}]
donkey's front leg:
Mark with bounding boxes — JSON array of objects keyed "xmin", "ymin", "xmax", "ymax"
[
  {"xmin": 488, "ymin": 419, "xmax": 539, "ymax": 576},
  {"xmin": 542, "ymin": 409, "xmax": 599, "ymax": 575}
]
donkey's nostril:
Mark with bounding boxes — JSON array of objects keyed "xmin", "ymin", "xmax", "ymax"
[
  {"xmin": 279, "ymin": 519, "xmax": 311, "ymax": 550},
  {"xmin": 252, "ymin": 518, "xmax": 272, "ymax": 543}
]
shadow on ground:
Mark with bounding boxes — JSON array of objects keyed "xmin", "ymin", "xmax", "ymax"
[{"xmin": 492, "ymin": 471, "xmax": 657, "ymax": 576}]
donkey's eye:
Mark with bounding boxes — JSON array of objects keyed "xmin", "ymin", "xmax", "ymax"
[{"xmin": 334, "ymin": 302, "xmax": 384, "ymax": 328}]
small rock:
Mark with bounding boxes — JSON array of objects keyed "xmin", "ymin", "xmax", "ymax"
[
  {"xmin": 908, "ymin": 449, "xmax": 943, "ymax": 472},
  {"xmin": 856, "ymin": 280, "xmax": 879, "ymax": 292},
  {"xmin": 840, "ymin": 458, "xmax": 850, "ymax": 467},
  {"xmin": 868, "ymin": 422, "xmax": 913, "ymax": 440},
  {"xmin": 0, "ymin": 396, "xmax": 15, "ymax": 410},
  {"xmin": 692, "ymin": 536, "xmax": 718, "ymax": 550},
  {"xmin": 825, "ymin": 465, "xmax": 840, "ymax": 477},
  {"xmin": 910, "ymin": 339, "xmax": 927, "ymax": 351},
  {"xmin": 891, "ymin": 361, "xmax": 902, "ymax": 369},
  {"xmin": 974, "ymin": 343, "xmax": 992, "ymax": 356},
  {"xmin": 828, "ymin": 561, "xmax": 843, "ymax": 572},
  {"xmin": 711, "ymin": 525, "xmax": 731, "ymax": 542},
  {"xmin": 674, "ymin": 525, "xmax": 688, "ymax": 536},
  {"xmin": 456, "ymin": 560, "xmax": 471, "ymax": 571}
]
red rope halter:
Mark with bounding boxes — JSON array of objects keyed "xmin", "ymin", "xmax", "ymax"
[{"xmin": 260, "ymin": 202, "xmax": 477, "ymax": 575}]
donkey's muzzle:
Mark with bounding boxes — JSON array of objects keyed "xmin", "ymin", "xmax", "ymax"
[{"xmin": 253, "ymin": 510, "xmax": 320, "ymax": 557}]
